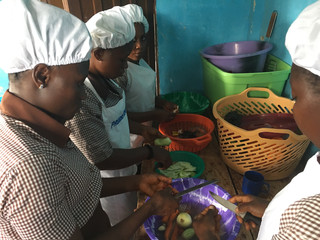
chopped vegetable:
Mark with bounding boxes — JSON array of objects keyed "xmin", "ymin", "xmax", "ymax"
[
  {"xmin": 173, "ymin": 105, "xmax": 179, "ymax": 114},
  {"xmin": 158, "ymin": 224, "xmax": 166, "ymax": 231},
  {"xmin": 176, "ymin": 212, "xmax": 192, "ymax": 228},
  {"xmin": 154, "ymin": 137, "xmax": 172, "ymax": 146},
  {"xmin": 158, "ymin": 161, "xmax": 196, "ymax": 178},
  {"xmin": 164, "ymin": 210, "xmax": 179, "ymax": 240},
  {"xmin": 172, "ymin": 127, "xmax": 206, "ymax": 139},
  {"xmin": 182, "ymin": 228, "xmax": 195, "ymax": 240}
]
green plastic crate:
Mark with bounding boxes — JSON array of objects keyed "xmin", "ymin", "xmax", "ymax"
[{"xmin": 201, "ymin": 54, "xmax": 291, "ymax": 105}]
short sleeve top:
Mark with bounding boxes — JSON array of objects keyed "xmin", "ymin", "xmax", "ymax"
[
  {"xmin": 0, "ymin": 114, "xmax": 102, "ymax": 239},
  {"xmin": 65, "ymin": 81, "xmax": 121, "ymax": 165}
]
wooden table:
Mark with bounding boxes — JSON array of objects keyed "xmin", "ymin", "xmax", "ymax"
[{"xmin": 133, "ymin": 130, "xmax": 301, "ymax": 240}]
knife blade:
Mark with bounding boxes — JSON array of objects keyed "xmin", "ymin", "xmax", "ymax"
[
  {"xmin": 209, "ymin": 191, "xmax": 261, "ymax": 226},
  {"xmin": 175, "ymin": 180, "xmax": 217, "ymax": 199}
]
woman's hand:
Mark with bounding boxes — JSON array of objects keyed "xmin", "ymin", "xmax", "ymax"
[
  {"xmin": 141, "ymin": 126, "xmax": 165, "ymax": 144},
  {"xmin": 151, "ymin": 145, "xmax": 172, "ymax": 169},
  {"xmin": 229, "ymin": 194, "xmax": 269, "ymax": 231},
  {"xmin": 137, "ymin": 173, "xmax": 172, "ymax": 196},
  {"xmin": 153, "ymin": 108, "xmax": 176, "ymax": 122},
  {"xmin": 155, "ymin": 97, "xmax": 179, "ymax": 113},
  {"xmin": 147, "ymin": 187, "xmax": 179, "ymax": 217},
  {"xmin": 193, "ymin": 205, "xmax": 221, "ymax": 240}
]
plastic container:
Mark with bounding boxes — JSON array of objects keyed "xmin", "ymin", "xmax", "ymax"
[
  {"xmin": 159, "ymin": 114, "xmax": 214, "ymax": 152},
  {"xmin": 239, "ymin": 113, "xmax": 300, "ymax": 139},
  {"xmin": 161, "ymin": 91, "xmax": 210, "ymax": 115},
  {"xmin": 144, "ymin": 178, "xmax": 240, "ymax": 240},
  {"xmin": 201, "ymin": 54, "xmax": 291, "ymax": 105},
  {"xmin": 154, "ymin": 151, "xmax": 205, "ymax": 178},
  {"xmin": 201, "ymin": 40, "xmax": 273, "ymax": 73},
  {"xmin": 212, "ymin": 87, "xmax": 310, "ymax": 180}
]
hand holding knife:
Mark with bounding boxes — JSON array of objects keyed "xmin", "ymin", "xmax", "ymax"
[{"xmin": 209, "ymin": 191, "xmax": 262, "ymax": 226}]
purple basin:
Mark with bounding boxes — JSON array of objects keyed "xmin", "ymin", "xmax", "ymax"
[
  {"xmin": 144, "ymin": 178, "xmax": 240, "ymax": 240},
  {"xmin": 201, "ymin": 40, "xmax": 273, "ymax": 73}
]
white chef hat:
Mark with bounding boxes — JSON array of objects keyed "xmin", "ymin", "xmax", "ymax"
[
  {"xmin": 86, "ymin": 6, "xmax": 135, "ymax": 49},
  {"xmin": 285, "ymin": 1, "xmax": 320, "ymax": 77},
  {"xmin": 0, "ymin": 0, "xmax": 92, "ymax": 74},
  {"xmin": 121, "ymin": 4, "xmax": 149, "ymax": 33}
]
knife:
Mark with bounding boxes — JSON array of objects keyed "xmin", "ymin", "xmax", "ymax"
[
  {"xmin": 174, "ymin": 180, "xmax": 217, "ymax": 199},
  {"xmin": 209, "ymin": 191, "xmax": 261, "ymax": 226}
]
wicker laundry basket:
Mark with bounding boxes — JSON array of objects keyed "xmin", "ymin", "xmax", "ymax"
[{"xmin": 212, "ymin": 88, "xmax": 310, "ymax": 180}]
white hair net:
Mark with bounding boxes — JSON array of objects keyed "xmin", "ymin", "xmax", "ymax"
[
  {"xmin": 0, "ymin": 0, "xmax": 92, "ymax": 74},
  {"xmin": 86, "ymin": 6, "xmax": 135, "ymax": 49},
  {"xmin": 122, "ymin": 4, "xmax": 149, "ymax": 33},
  {"xmin": 285, "ymin": 1, "xmax": 320, "ymax": 77}
]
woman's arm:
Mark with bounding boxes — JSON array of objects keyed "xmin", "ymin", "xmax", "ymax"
[
  {"xmin": 100, "ymin": 173, "xmax": 172, "ymax": 198},
  {"xmin": 155, "ymin": 96, "xmax": 179, "ymax": 113},
  {"xmin": 95, "ymin": 146, "xmax": 152, "ymax": 170},
  {"xmin": 74, "ymin": 188, "xmax": 179, "ymax": 240},
  {"xmin": 127, "ymin": 109, "xmax": 176, "ymax": 123}
]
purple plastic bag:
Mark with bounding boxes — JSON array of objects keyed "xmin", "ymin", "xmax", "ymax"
[{"xmin": 144, "ymin": 178, "xmax": 240, "ymax": 240}]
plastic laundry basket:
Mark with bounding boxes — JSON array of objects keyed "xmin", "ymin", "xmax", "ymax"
[{"xmin": 213, "ymin": 88, "xmax": 310, "ymax": 180}]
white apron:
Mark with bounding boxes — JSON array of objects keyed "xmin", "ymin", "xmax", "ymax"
[
  {"xmin": 85, "ymin": 79, "xmax": 137, "ymax": 226},
  {"xmin": 126, "ymin": 60, "xmax": 156, "ymax": 148},
  {"xmin": 257, "ymin": 152, "xmax": 320, "ymax": 239}
]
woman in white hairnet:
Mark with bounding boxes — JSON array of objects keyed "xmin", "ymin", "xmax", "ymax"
[
  {"xmin": 228, "ymin": 2, "xmax": 320, "ymax": 239},
  {"xmin": 65, "ymin": 6, "xmax": 174, "ymax": 226},
  {"xmin": 0, "ymin": 0, "xmax": 180, "ymax": 239},
  {"xmin": 116, "ymin": 4, "xmax": 179, "ymax": 148}
]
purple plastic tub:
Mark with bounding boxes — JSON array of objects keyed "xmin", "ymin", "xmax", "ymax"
[
  {"xmin": 144, "ymin": 178, "xmax": 240, "ymax": 240},
  {"xmin": 201, "ymin": 40, "xmax": 273, "ymax": 73}
]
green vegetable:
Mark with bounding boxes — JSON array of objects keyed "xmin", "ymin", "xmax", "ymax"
[
  {"xmin": 158, "ymin": 161, "xmax": 196, "ymax": 179},
  {"xmin": 154, "ymin": 137, "xmax": 172, "ymax": 146},
  {"xmin": 182, "ymin": 228, "xmax": 195, "ymax": 240},
  {"xmin": 158, "ymin": 224, "xmax": 166, "ymax": 231},
  {"xmin": 176, "ymin": 212, "xmax": 192, "ymax": 228}
]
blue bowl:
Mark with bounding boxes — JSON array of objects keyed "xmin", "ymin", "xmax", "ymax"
[{"xmin": 144, "ymin": 178, "xmax": 240, "ymax": 240}]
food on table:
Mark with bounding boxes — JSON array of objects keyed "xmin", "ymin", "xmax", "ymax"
[
  {"xmin": 154, "ymin": 137, "xmax": 172, "ymax": 146},
  {"xmin": 161, "ymin": 210, "xmax": 196, "ymax": 239},
  {"xmin": 163, "ymin": 210, "xmax": 180, "ymax": 240},
  {"xmin": 182, "ymin": 228, "xmax": 195, "ymax": 240},
  {"xmin": 158, "ymin": 224, "xmax": 166, "ymax": 231},
  {"xmin": 176, "ymin": 212, "xmax": 192, "ymax": 228},
  {"xmin": 158, "ymin": 161, "xmax": 197, "ymax": 178},
  {"xmin": 172, "ymin": 127, "xmax": 206, "ymax": 139}
]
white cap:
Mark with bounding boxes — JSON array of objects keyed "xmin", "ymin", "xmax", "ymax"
[
  {"xmin": 285, "ymin": 1, "xmax": 320, "ymax": 77},
  {"xmin": 86, "ymin": 6, "xmax": 135, "ymax": 49},
  {"xmin": 122, "ymin": 4, "xmax": 149, "ymax": 33},
  {"xmin": 0, "ymin": 0, "xmax": 92, "ymax": 74}
]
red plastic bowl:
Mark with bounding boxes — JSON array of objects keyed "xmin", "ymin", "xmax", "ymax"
[{"xmin": 159, "ymin": 114, "xmax": 214, "ymax": 152}]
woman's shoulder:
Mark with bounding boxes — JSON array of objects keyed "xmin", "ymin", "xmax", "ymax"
[{"xmin": 273, "ymin": 194, "xmax": 320, "ymax": 239}]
